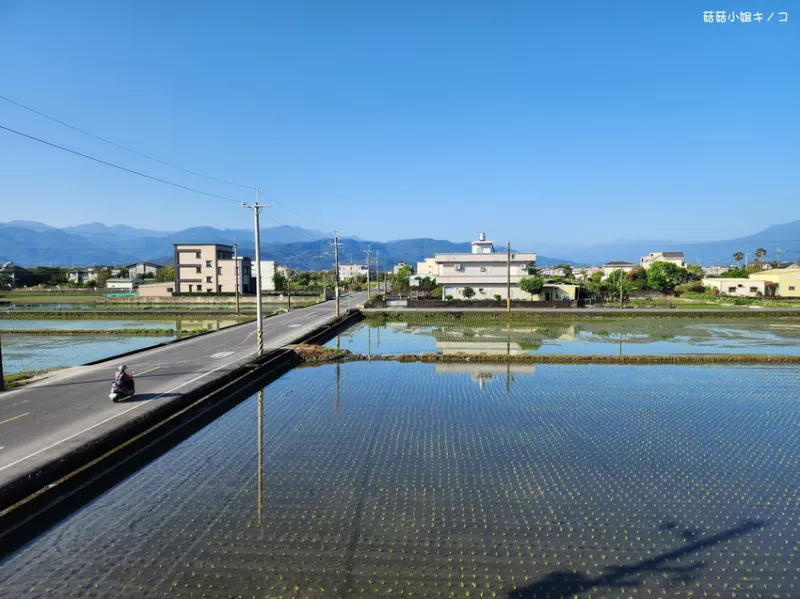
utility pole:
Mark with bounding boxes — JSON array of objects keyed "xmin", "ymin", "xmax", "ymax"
[
  {"xmin": 333, "ymin": 230, "xmax": 341, "ymax": 317},
  {"xmin": 619, "ymin": 270, "xmax": 624, "ymax": 310},
  {"xmin": 777, "ymin": 248, "xmax": 782, "ymax": 268},
  {"xmin": 506, "ymin": 241, "xmax": 511, "ymax": 313},
  {"xmin": 0, "ymin": 334, "xmax": 4, "ymax": 392},
  {"xmin": 233, "ymin": 239, "xmax": 240, "ymax": 314},
  {"xmin": 364, "ymin": 246, "xmax": 372, "ymax": 297},
  {"xmin": 287, "ymin": 269, "xmax": 292, "ymax": 312},
  {"xmin": 243, "ymin": 188, "xmax": 268, "ymax": 356},
  {"xmin": 376, "ymin": 251, "xmax": 380, "ymax": 294}
]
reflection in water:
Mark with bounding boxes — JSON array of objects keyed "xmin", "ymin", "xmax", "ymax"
[
  {"xmin": 3, "ymin": 363, "xmax": 799, "ymax": 598},
  {"xmin": 328, "ymin": 319, "xmax": 800, "ymax": 357},
  {"xmin": 434, "ymin": 362, "xmax": 535, "ymax": 391}
]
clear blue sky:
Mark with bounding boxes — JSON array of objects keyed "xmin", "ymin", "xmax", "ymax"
[{"xmin": 1, "ymin": 1, "xmax": 797, "ymax": 246}]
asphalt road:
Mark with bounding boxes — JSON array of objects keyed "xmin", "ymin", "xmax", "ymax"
[{"xmin": 0, "ymin": 294, "xmax": 365, "ymax": 490}]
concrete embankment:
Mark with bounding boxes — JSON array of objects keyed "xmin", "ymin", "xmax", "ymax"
[{"xmin": 0, "ymin": 310, "xmax": 363, "ymax": 555}]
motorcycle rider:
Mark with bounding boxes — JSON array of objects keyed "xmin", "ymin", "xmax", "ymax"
[{"xmin": 115, "ymin": 364, "xmax": 134, "ymax": 395}]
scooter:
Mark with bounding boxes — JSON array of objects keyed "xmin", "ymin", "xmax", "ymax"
[{"xmin": 109, "ymin": 373, "xmax": 135, "ymax": 402}]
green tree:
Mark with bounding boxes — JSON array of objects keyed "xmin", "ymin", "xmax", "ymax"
[
  {"xmin": 733, "ymin": 252, "xmax": 744, "ymax": 265},
  {"xmin": 392, "ymin": 265, "xmax": 413, "ymax": 288},
  {"xmin": 461, "ymin": 285, "xmax": 476, "ymax": 299},
  {"xmin": 273, "ymin": 272, "xmax": 288, "ymax": 292},
  {"xmin": 646, "ymin": 261, "xmax": 690, "ymax": 293},
  {"xmin": 518, "ymin": 276, "xmax": 545, "ymax": 299},
  {"xmin": 155, "ymin": 265, "xmax": 175, "ymax": 282},
  {"xmin": 686, "ymin": 264, "xmax": 705, "ymax": 281},
  {"xmin": 96, "ymin": 271, "xmax": 111, "ymax": 288},
  {"xmin": 626, "ymin": 266, "xmax": 648, "ymax": 289},
  {"xmin": 755, "ymin": 248, "xmax": 767, "ymax": 263}
]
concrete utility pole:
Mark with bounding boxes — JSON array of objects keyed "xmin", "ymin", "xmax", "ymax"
[
  {"xmin": 364, "ymin": 246, "xmax": 372, "ymax": 297},
  {"xmin": 619, "ymin": 269, "xmax": 624, "ymax": 310},
  {"xmin": 777, "ymin": 248, "xmax": 782, "ymax": 268},
  {"xmin": 0, "ymin": 334, "xmax": 4, "ymax": 392},
  {"xmin": 233, "ymin": 239, "xmax": 240, "ymax": 314},
  {"xmin": 243, "ymin": 188, "xmax": 268, "ymax": 356},
  {"xmin": 333, "ymin": 230, "xmax": 341, "ymax": 317},
  {"xmin": 506, "ymin": 241, "xmax": 511, "ymax": 313},
  {"xmin": 376, "ymin": 251, "xmax": 380, "ymax": 294}
]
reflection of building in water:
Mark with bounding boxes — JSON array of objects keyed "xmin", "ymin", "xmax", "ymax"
[
  {"xmin": 436, "ymin": 340, "xmax": 528, "ymax": 355},
  {"xmin": 435, "ymin": 363, "xmax": 535, "ymax": 390}
]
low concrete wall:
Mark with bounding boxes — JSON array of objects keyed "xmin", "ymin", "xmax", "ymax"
[
  {"xmin": 380, "ymin": 299, "xmax": 576, "ymax": 309},
  {"xmin": 102, "ymin": 295, "xmax": 320, "ymax": 305}
]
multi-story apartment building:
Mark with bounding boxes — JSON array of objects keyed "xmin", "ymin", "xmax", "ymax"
[
  {"xmin": 640, "ymin": 251, "xmax": 686, "ymax": 269},
  {"xmin": 174, "ymin": 243, "xmax": 251, "ymax": 293},
  {"xmin": 416, "ymin": 258, "xmax": 438, "ymax": 276}
]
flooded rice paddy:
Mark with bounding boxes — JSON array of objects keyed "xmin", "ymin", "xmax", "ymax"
[
  {"xmin": 327, "ymin": 319, "xmax": 800, "ymax": 357},
  {"xmin": 2, "ymin": 319, "xmax": 243, "ymax": 374},
  {"xmin": 2, "ymin": 362, "xmax": 799, "ymax": 598}
]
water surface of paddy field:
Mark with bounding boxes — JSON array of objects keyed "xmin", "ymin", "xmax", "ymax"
[
  {"xmin": 2, "ymin": 362, "xmax": 798, "ymax": 598},
  {"xmin": 328, "ymin": 318, "xmax": 800, "ymax": 356},
  {"xmin": 4, "ymin": 334, "xmax": 177, "ymax": 374}
]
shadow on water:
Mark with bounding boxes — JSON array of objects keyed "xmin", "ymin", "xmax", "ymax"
[{"xmin": 508, "ymin": 519, "xmax": 766, "ymax": 599}]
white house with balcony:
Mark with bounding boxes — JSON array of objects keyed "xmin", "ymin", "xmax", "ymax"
[
  {"xmin": 430, "ymin": 233, "xmax": 540, "ymax": 300},
  {"xmin": 641, "ymin": 251, "xmax": 686, "ymax": 269}
]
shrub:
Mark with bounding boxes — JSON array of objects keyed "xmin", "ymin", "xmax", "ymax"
[
  {"xmin": 686, "ymin": 281, "xmax": 706, "ymax": 293},
  {"xmin": 445, "ymin": 294, "xmax": 453, "ymax": 301},
  {"xmin": 493, "ymin": 294, "xmax": 502, "ymax": 301},
  {"xmin": 674, "ymin": 285, "xmax": 687, "ymax": 296}
]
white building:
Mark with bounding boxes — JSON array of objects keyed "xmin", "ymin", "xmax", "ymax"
[
  {"xmin": 702, "ymin": 278, "xmax": 765, "ymax": 297},
  {"xmin": 393, "ymin": 261, "xmax": 412, "ymax": 275},
  {"xmin": 703, "ymin": 265, "xmax": 732, "ymax": 277},
  {"xmin": 601, "ymin": 261, "xmax": 637, "ymax": 279},
  {"xmin": 339, "ymin": 264, "xmax": 369, "ymax": 280},
  {"xmin": 67, "ymin": 267, "xmax": 101, "ymax": 284},
  {"xmin": 105, "ymin": 278, "xmax": 138, "ymax": 291},
  {"xmin": 257, "ymin": 260, "xmax": 277, "ymax": 292},
  {"xmin": 125, "ymin": 262, "xmax": 162, "ymax": 278},
  {"xmin": 430, "ymin": 232, "xmax": 539, "ymax": 300},
  {"xmin": 574, "ymin": 266, "xmax": 601, "ymax": 281},
  {"xmin": 641, "ymin": 252, "xmax": 686, "ymax": 269},
  {"xmin": 416, "ymin": 258, "xmax": 438, "ymax": 276}
]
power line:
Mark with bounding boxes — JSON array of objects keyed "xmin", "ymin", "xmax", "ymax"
[
  {"xmin": 0, "ymin": 93, "xmax": 251, "ymax": 190},
  {"xmin": 0, "ymin": 94, "xmax": 325, "ymax": 230},
  {"xmin": 0, "ymin": 123, "xmax": 244, "ymax": 204}
]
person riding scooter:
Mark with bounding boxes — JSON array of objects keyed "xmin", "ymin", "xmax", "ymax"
[{"xmin": 114, "ymin": 364, "xmax": 135, "ymax": 396}]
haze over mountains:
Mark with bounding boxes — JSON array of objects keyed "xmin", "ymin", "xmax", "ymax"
[{"xmin": 1, "ymin": 220, "xmax": 799, "ymax": 270}]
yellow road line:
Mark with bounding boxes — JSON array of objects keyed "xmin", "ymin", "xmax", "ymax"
[
  {"xmin": 135, "ymin": 366, "xmax": 160, "ymax": 377},
  {"xmin": 0, "ymin": 412, "xmax": 30, "ymax": 426}
]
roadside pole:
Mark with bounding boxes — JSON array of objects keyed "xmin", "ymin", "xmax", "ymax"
[
  {"xmin": 0, "ymin": 334, "xmax": 4, "ymax": 392},
  {"xmin": 620, "ymin": 270, "xmax": 623, "ymax": 310},
  {"xmin": 506, "ymin": 241, "xmax": 511, "ymax": 313},
  {"xmin": 376, "ymin": 251, "xmax": 380, "ymax": 294},
  {"xmin": 243, "ymin": 188, "xmax": 268, "ymax": 356},
  {"xmin": 233, "ymin": 240, "xmax": 240, "ymax": 314},
  {"xmin": 333, "ymin": 230, "xmax": 341, "ymax": 317},
  {"xmin": 364, "ymin": 246, "xmax": 372, "ymax": 298}
]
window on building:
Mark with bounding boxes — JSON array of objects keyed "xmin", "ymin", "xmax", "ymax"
[
  {"xmin": 217, "ymin": 267, "xmax": 222, "ymax": 275},
  {"xmin": 728, "ymin": 287, "xmax": 736, "ymax": 293},
  {"xmin": 206, "ymin": 261, "xmax": 212, "ymax": 268},
  {"xmin": 196, "ymin": 266, "xmax": 201, "ymax": 274},
  {"xmin": 167, "ymin": 287, "xmax": 174, "ymax": 293},
  {"xmin": 790, "ymin": 286, "xmax": 796, "ymax": 291},
  {"xmin": 217, "ymin": 285, "xmax": 222, "ymax": 292},
  {"xmin": 207, "ymin": 288, "xmax": 213, "ymax": 292},
  {"xmin": 188, "ymin": 285, "xmax": 193, "ymax": 292},
  {"xmin": 206, "ymin": 276, "xmax": 212, "ymax": 283},
  {"xmin": 750, "ymin": 287, "xmax": 758, "ymax": 293},
  {"xmin": 195, "ymin": 252, "xmax": 201, "ymax": 259}
]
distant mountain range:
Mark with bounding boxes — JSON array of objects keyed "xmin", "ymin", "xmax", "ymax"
[
  {"xmin": 0, "ymin": 221, "xmax": 572, "ymax": 270},
  {"xmin": 3, "ymin": 219, "xmax": 798, "ymax": 270}
]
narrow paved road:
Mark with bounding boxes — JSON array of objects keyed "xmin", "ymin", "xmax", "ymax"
[{"xmin": 0, "ymin": 294, "xmax": 365, "ymax": 490}]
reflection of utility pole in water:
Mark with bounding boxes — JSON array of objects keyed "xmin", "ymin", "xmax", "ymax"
[
  {"xmin": 257, "ymin": 389, "xmax": 263, "ymax": 527},
  {"xmin": 506, "ymin": 320, "xmax": 512, "ymax": 397},
  {"xmin": 368, "ymin": 323, "xmax": 372, "ymax": 356},
  {"xmin": 377, "ymin": 324, "xmax": 380, "ymax": 350},
  {"xmin": 335, "ymin": 362, "xmax": 341, "ymax": 415}
]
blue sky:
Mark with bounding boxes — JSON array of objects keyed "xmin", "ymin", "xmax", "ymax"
[{"xmin": 0, "ymin": 1, "xmax": 797, "ymax": 247}]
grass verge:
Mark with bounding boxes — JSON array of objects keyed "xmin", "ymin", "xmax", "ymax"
[{"xmin": 2, "ymin": 368, "xmax": 64, "ymax": 390}]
